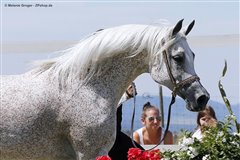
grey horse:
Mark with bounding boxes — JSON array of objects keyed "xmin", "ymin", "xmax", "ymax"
[{"xmin": 0, "ymin": 19, "xmax": 209, "ymax": 160}]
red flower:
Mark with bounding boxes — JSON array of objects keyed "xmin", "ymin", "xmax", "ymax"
[
  {"xmin": 143, "ymin": 149, "xmax": 161, "ymax": 160},
  {"xmin": 96, "ymin": 155, "xmax": 112, "ymax": 160},
  {"xmin": 128, "ymin": 148, "xmax": 144, "ymax": 159},
  {"xmin": 128, "ymin": 148, "xmax": 161, "ymax": 160}
]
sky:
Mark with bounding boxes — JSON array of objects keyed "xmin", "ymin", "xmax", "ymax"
[{"xmin": 1, "ymin": 1, "xmax": 239, "ymax": 105}]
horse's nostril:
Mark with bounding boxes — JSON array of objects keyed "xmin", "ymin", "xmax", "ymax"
[{"xmin": 197, "ymin": 95, "xmax": 209, "ymax": 109}]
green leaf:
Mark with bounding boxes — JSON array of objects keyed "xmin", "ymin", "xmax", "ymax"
[
  {"xmin": 218, "ymin": 60, "xmax": 239, "ymax": 133},
  {"xmin": 222, "ymin": 60, "xmax": 227, "ymax": 77}
]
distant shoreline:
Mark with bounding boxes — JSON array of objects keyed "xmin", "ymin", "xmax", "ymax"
[
  {"xmin": 121, "ymin": 96, "xmax": 240, "ymax": 134},
  {"xmin": 3, "ymin": 34, "xmax": 239, "ymax": 54}
]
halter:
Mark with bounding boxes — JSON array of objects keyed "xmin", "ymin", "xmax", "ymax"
[
  {"xmin": 130, "ymin": 35, "xmax": 200, "ymax": 152},
  {"xmin": 161, "ymin": 35, "xmax": 200, "ymax": 97}
]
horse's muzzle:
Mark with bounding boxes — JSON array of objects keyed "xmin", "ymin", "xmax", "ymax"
[
  {"xmin": 197, "ymin": 95, "xmax": 209, "ymax": 110},
  {"xmin": 182, "ymin": 80, "xmax": 210, "ymax": 112},
  {"xmin": 185, "ymin": 92, "xmax": 210, "ymax": 111}
]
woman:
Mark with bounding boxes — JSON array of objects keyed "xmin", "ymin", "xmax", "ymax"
[
  {"xmin": 133, "ymin": 102, "xmax": 173, "ymax": 145},
  {"xmin": 192, "ymin": 105, "xmax": 218, "ymax": 140}
]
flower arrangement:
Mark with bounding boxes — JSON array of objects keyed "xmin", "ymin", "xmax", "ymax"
[
  {"xmin": 125, "ymin": 115, "xmax": 240, "ymax": 160},
  {"xmin": 162, "ymin": 115, "xmax": 240, "ymax": 160}
]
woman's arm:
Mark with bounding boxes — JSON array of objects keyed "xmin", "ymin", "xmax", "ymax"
[
  {"xmin": 133, "ymin": 132, "xmax": 140, "ymax": 144},
  {"xmin": 164, "ymin": 131, "xmax": 174, "ymax": 144}
]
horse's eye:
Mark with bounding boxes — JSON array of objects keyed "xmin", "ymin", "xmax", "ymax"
[{"xmin": 172, "ymin": 54, "xmax": 184, "ymax": 62}]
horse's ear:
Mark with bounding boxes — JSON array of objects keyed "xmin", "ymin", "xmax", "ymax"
[
  {"xmin": 172, "ymin": 19, "xmax": 184, "ymax": 37},
  {"xmin": 185, "ymin": 20, "xmax": 195, "ymax": 36}
]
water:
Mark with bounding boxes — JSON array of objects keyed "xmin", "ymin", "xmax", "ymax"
[{"xmin": 121, "ymin": 96, "xmax": 240, "ymax": 134}]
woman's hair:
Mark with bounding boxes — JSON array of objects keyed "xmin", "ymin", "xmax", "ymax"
[
  {"xmin": 141, "ymin": 102, "xmax": 159, "ymax": 120},
  {"xmin": 196, "ymin": 105, "xmax": 217, "ymax": 126}
]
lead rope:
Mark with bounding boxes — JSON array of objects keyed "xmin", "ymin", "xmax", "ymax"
[
  {"xmin": 130, "ymin": 89, "xmax": 176, "ymax": 151},
  {"xmin": 130, "ymin": 49, "xmax": 178, "ymax": 151},
  {"xmin": 147, "ymin": 93, "xmax": 176, "ymax": 150},
  {"xmin": 130, "ymin": 50, "xmax": 194, "ymax": 152},
  {"xmin": 130, "ymin": 83, "xmax": 139, "ymax": 148},
  {"xmin": 130, "ymin": 36, "xmax": 200, "ymax": 154}
]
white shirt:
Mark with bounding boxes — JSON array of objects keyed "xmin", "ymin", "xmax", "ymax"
[
  {"xmin": 192, "ymin": 128, "xmax": 203, "ymax": 140},
  {"xmin": 135, "ymin": 127, "xmax": 165, "ymax": 145}
]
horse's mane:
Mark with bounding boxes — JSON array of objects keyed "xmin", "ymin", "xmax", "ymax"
[{"xmin": 34, "ymin": 24, "xmax": 171, "ymax": 86}]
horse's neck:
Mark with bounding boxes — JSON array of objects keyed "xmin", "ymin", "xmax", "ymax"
[{"xmin": 87, "ymin": 51, "xmax": 149, "ymax": 102}]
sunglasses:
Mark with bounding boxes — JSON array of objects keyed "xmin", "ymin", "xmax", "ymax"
[{"xmin": 147, "ymin": 116, "xmax": 161, "ymax": 121}]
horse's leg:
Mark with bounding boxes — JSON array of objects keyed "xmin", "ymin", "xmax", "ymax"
[
  {"xmin": 75, "ymin": 151, "xmax": 107, "ymax": 160},
  {"xmin": 70, "ymin": 133, "xmax": 115, "ymax": 160},
  {"xmin": 75, "ymin": 152, "xmax": 84, "ymax": 160},
  {"xmin": 69, "ymin": 120, "xmax": 116, "ymax": 160}
]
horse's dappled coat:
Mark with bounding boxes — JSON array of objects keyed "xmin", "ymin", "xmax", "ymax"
[{"xmin": 0, "ymin": 20, "xmax": 209, "ymax": 160}]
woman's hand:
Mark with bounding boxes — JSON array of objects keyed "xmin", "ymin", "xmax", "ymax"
[{"xmin": 126, "ymin": 82, "xmax": 137, "ymax": 99}]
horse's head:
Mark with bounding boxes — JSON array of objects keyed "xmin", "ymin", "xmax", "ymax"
[{"xmin": 150, "ymin": 19, "xmax": 209, "ymax": 111}]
